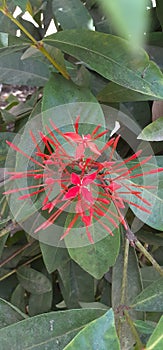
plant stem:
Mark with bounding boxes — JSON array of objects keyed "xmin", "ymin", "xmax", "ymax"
[
  {"xmin": 0, "ymin": 6, "xmax": 70, "ymax": 79},
  {"xmin": 0, "ymin": 253, "xmax": 42, "ymax": 281},
  {"xmin": 124, "ymin": 310, "xmax": 144, "ymax": 350},
  {"xmin": 120, "ymin": 238, "xmax": 129, "ymax": 305},
  {"xmin": 0, "ymin": 241, "xmax": 33, "ymax": 268},
  {"xmin": 135, "ymin": 240, "xmax": 163, "ymax": 277},
  {"xmin": 117, "ymin": 238, "xmax": 129, "ymax": 338}
]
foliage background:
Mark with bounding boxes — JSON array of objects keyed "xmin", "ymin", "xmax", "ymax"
[{"xmin": 0, "ymin": 1, "xmax": 163, "ymax": 349}]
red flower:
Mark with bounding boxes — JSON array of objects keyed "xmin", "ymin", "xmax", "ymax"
[
  {"xmin": 63, "ymin": 115, "xmax": 108, "ymax": 158},
  {"xmin": 4, "ymin": 116, "xmax": 163, "ymax": 244},
  {"xmin": 63, "ymin": 172, "xmax": 97, "ymax": 203}
]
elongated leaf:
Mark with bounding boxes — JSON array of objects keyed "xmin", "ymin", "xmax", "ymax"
[
  {"xmin": 0, "ymin": 33, "xmax": 29, "ymax": 52},
  {"xmin": 138, "ymin": 116, "xmax": 163, "ymax": 141},
  {"xmin": 58, "ymin": 260, "xmax": 95, "ymax": 308},
  {"xmin": 0, "ymin": 51, "xmax": 49, "ymax": 86},
  {"xmin": 63, "ymin": 309, "xmax": 120, "ymax": 350},
  {"xmin": 0, "ymin": 298, "xmax": 26, "ymax": 329},
  {"xmin": 43, "ymin": 73, "xmax": 94, "ymax": 105},
  {"xmin": 97, "ymin": 82, "xmax": 157, "ymax": 102},
  {"xmin": 67, "ymin": 228, "xmax": 120, "ymax": 279},
  {"xmin": 40, "ymin": 242, "xmax": 70, "ymax": 273},
  {"xmin": 145, "ymin": 315, "xmax": 163, "ymax": 350},
  {"xmin": 16, "ymin": 266, "xmax": 52, "ymax": 295},
  {"xmin": 52, "ymin": 0, "xmax": 94, "ymax": 30},
  {"xmin": 0, "ymin": 308, "xmax": 106, "ymax": 350},
  {"xmin": 0, "ymin": 12, "xmax": 17, "ymax": 35},
  {"xmin": 0, "ymin": 132, "xmax": 15, "ymax": 167},
  {"xmin": 134, "ymin": 320, "xmax": 155, "ymax": 336},
  {"xmin": 44, "ymin": 30, "xmax": 163, "ymax": 99},
  {"xmin": 141, "ymin": 266, "xmax": 162, "ymax": 289},
  {"xmin": 12, "ymin": 0, "xmax": 28, "ymax": 12},
  {"xmin": 28, "ymin": 291, "xmax": 53, "ymax": 316},
  {"xmin": 125, "ymin": 156, "xmax": 163, "ymax": 231},
  {"xmin": 42, "ymin": 73, "xmax": 105, "ymax": 146},
  {"xmin": 131, "ymin": 278, "xmax": 163, "ymax": 312},
  {"xmin": 11, "ymin": 284, "xmax": 26, "ymax": 313}
]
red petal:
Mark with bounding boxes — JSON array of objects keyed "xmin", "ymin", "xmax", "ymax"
[
  {"xmin": 93, "ymin": 129, "xmax": 108, "ymax": 140},
  {"xmin": 83, "ymin": 172, "xmax": 97, "ymax": 185},
  {"xmin": 108, "ymin": 181, "xmax": 121, "ymax": 192},
  {"xmin": 86, "ymin": 227, "xmax": 94, "ymax": 244},
  {"xmin": 88, "ymin": 141, "xmax": 101, "ymax": 155},
  {"xmin": 81, "ymin": 187, "xmax": 94, "ymax": 203},
  {"xmin": 130, "ymin": 167, "xmax": 163, "ymax": 179},
  {"xmin": 82, "ymin": 214, "xmax": 92, "ymax": 226},
  {"xmin": 19, "ymin": 188, "xmax": 44, "ymax": 199},
  {"xmin": 75, "ymin": 144, "xmax": 85, "ymax": 159},
  {"xmin": 64, "ymin": 132, "xmax": 82, "ymax": 142},
  {"xmin": 42, "ymin": 203, "xmax": 52, "ymax": 210},
  {"xmin": 71, "ymin": 172, "xmax": 80, "ymax": 185},
  {"xmin": 63, "ymin": 186, "xmax": 79, "ymax": 200},
  {"xmin": 75, "ymin": 115, "xmax": 80, "ymax": 134}
]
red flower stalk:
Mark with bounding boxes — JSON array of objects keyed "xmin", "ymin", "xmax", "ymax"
[{"xmin": 4, "ymin": 117, "xmax": 163, "ymax": 244}]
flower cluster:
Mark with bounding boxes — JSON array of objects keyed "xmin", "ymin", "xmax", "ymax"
[{"xmin": 4, "ymin": 116, "xmax": 163, "ymax": 243}]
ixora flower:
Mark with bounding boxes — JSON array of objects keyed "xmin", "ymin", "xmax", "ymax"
[{"xmin": 4, "ymin": 117, "xmax": 163, "ymax": 244}]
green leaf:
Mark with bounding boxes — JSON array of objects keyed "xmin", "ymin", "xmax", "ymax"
[
  {"xmin": 16, "ymin": 266, "xmax": 52, "ymax": 295},
  {"xmin": 67, "ymin": 229, "xmax": 120, "ymax": 279},
  {"xmin": 41, "ymin": 73, "xmax": 105, "ymax": 147},
  {"xmin": 138, "ymin": 116, "xmax": 163, "ymax": 141},
  {"xmin": 28, "ymin": 291, "xmax": 53, "ymax": 316},
  {"xmin": 52, "ymin": 0, "xmax": 94, "ymax": 30},
  {"xmin": 40, "ymin": 242, "xmax": 70, "ymax": 273},
  {"xmin": 79, "ymin": 302, "xmax": 108, "ymax": 310},
  {"xmin": 0, "ymin": 272, "xmax": 18, "ymax": 301},
  {"xmin": 0, "ymin": 298, "xmax": 27, "ymax": 329},
  {"xmin": 125, "ymin": 156, "xmax": 163, "ymax": 231},
  {"xmin": 112, "ymin": 246, "xmax": 143, "ymax": 349},
  {"xmin": 12, "ymin": 0, "xmax": 28, "ymax": 12},
  {"xmin": 44, "ymin": 30, "xmax": 163, "ymax": 99},
  {"xmin": 0, "ymin": 13, "xmax": 17, "ymax": 36},
  {"xmin": 145, "ymin": 315, "xmax": 163, "ymax": 350},
  {"xmin": 0, "ymin": 34, "xmax": 30, "ymax": 52},
  {"xmin": 134, "ymin": 320, "xmax": 155, "ymax": 336},
  {"xmin": 10, "ymin": 284, "xmax": 26, "ymax": 313},
  {"xmin": 97, "ymin": 82, "xmax": 158, "ymax": 102},
  {"xmin": 42, "ymin": 72, "xmax": 105, "ymax": 146},
  {"xmin": 0, "ymin": 308, "xmax": 106, "ymax": 350},
  {"xmin": 58, "ymin": 260, "xmax": 95, "ymax": 308},
  {"xmin": 42, "ymin": 73, "xmax": 103, "ymax": 110},
  {"xmin": 0, "ymin": 132, "xmax": 15, "ymax": 167},
  {"xmin": 141, "ymin": 266, "xmax": 162, "ymax": 289},
  {"xmin": 0, "ymin": 51, "xmax": 49, "ymax": 86},
  {"xmin": 131, "ymin": 278, "xmax": 163, "ymax": 312},
  {"xmin": 63, "ymin": 309, "xmax": 120, "ymax": 350},
  {"xmin": 99, "ymin": 0, "xmax": 147, "ymax": 49}
]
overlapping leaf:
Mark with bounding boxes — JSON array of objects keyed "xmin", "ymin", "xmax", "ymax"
[{"xmin": 44, "ymin": 30, "xmax": 163, "ymax": 98}]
